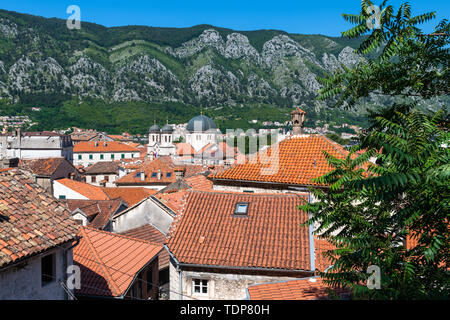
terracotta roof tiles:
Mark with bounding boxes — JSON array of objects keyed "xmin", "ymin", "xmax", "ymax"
[
  {"xmin": 0, "ymin": 169, "xmax": 79, "ymax": 269},
  {"xmin": 248, "ymin": 277, "xmax": 348, "ymax": 300},
  {"xmin": 211, "ymin": 135, "xmax": 351, "ymax": 187},
  {"xmin": 120, "ymin": 224, "xmax": 170, "ymax": 269},
  {"xmin": 167, "ymin": 191, "xmax": 311, "ymax": 271},
  {"xmin": 73, "ymin": 226, "xmax": 163, "ymax": 297},
  {"xmin": 55, "ymin": 178, "xmax": 110, "ymax": 200},
  {"xmin": 74, "ymin": 141, "xmax": 139, "ymax": 153}
]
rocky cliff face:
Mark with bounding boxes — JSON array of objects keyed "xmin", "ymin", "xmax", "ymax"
[{"xmin": 0, "ymin": 11, "xmax": 366, "ymax": 108}]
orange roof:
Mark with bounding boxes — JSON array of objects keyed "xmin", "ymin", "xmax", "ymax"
[
  {"xmin": 74, "ymin": 141, "xmax": 140, "ymax": 153},
  {"xmin": 167, "ymin": 191, "xmax": 311, "ymax": 271},
  {"xmin": 185, "ymin": 174, "xmax": 213, "ymax": 190},
  {"xmin": 116, "ymin": 157, "xmax": 177, "ymax": 185},
  {"xmin": 0, "ymin": 169, "xmax": 79, "ymax": 268},
  {"xmin": 211, "ymin": 135, "xmax": 351, "ymax": 187},
  {"xmin": 102, "ymin": 187, "xmax": 156, "ymax": 207},
  {"xmin": 120, "ymin": 224, "xmax": 170, "ymax": 269},
  {"xmin": 19, "ymin": 157, "xmax": 73, "ymax": 176},
  {"xmin": 154, "ymin": 189, "xmax": 188, "ymax": 214},
  {"xmin": 175, "ymin": 143, "xmax": 195, "ymax": 156},
  {"xmin": 73, "ymin": 226, "xmax": 163, "ymax": 297},
  {"xmin": 65, "ymin": 199, "xmax": 125, "ymax": 229},
  {"xmin": 247, "ymin": 277, "xmax": 348, "ymax": 300},
  {"xmin": 107, "ymin": 135, "xmax": 130, "ymax": 141},
  {"xmin": 55, "ymin": 178, "xmax": 109, "ymax": 200},
  {"xmin": 291, "ymin": 107, "xmax": 306, "ymax": 115}
]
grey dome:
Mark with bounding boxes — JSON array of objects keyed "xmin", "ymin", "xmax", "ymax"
[
  {"xmin": 149, "ymin": 124, "xmax": 161, "ymax": 133},
  {"xmin": 186, "ymin": 115, "xmax": 217, "ymax": 132},
  {"xmin": 161, "ymin": 124, "xmax": 173, "ymax": 133}
]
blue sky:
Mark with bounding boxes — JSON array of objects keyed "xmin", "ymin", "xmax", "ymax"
[{"xmin": 0, "ymin": 0, "xmax": 448, "ymax": 36}]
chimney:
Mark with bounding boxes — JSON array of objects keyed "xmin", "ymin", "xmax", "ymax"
[
  {"xmin": 174, "ymin": 167, "xmax": 186, "ymax": 180},
  {"xmin": 157, "ymin": 169, "xmax": 162, "ymax": 180},
  {"xmin": 1, "ymin": 157, "xmax": 19, "ymax": 169},
  {"xmin": 95, "ymin": 141, "xmax": 98, "ymax": 147},
  {"xmin": 140, "ymin": 170, "xmax": 145, "ymax": 181},
  {"xmin": 291, "ymin": 107, "xmax": 306, "ymax": 135}
]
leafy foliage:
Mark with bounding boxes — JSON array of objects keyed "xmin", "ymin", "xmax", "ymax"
[
  {"xmin": 301, "ymin": 108, "xmax": 449, "ymax": 299},
  {"xmin": 300, "ymin": 1, "xmax": 450, "ymax": 299},
  {"xmin": 318, "ymin": 0, "xmax": 449, "ymax": 107}
]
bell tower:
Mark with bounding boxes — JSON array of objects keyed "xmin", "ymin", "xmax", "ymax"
[{"xmin": 291, "ymin": 107, "xmax": 306, "ymax": 135}]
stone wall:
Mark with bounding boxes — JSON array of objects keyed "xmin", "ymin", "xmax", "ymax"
[{"xmin": 0, "ymin": 247, "xmax": 72, "ymax": 300}]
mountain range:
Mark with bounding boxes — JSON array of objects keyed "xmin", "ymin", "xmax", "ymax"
[{"xmin": 0, "ymin": 9, "xmax": 446, "ymax": 133}]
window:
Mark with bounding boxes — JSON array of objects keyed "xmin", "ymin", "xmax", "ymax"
[
  {"xmin": 41, "ymin": 253, "xmax": 55, "ymax": 286},
  {"xmin": 111, "ymin": 154, "xmax": 115, "ymax": 160},
  {"xmin": 78, "ymin": 154, "xmax": 82, "ymax": 160},
  {"xmin": 234, "ymin": 202, "xmax": 249, "ymax": 215},
  {"xmin": 121, "ymin": 154, "xmax": 125, "ymax": 159},
  {"xmin": 166, "ymin": 172, "xmax": 172, "ymax": 178},
  {"xmin": 58, "ymin": 195, "xmax": 66, "ymax": 200},
  {"xmin": 131, "ymin": 154, "xmax": 134, "ymax": 158},
  {"xmin": 193, "ymin": 279, "xmax": 208, "ymax": 294},
  {"xmin": 151, "ymin": 172, "xmax": 157, "ymax": 178},
  {"xmin": 89, "ymin": 154, "xmax": 93, "ymax": 160},
  {"xmin": 135, "ymin": 172, "xmax": 141, "ymax": 178},
  {"xmin": 91, "ymin": 176, "xmax": 96, "ymax": 183},
  {"xmin": 104, "ymin": 176, "xmax": 109, "ymax": 182},
  {"xmin": 196, "ymin": 135, "xmax": 201, "ymax": 141},
  {"xmin": 100, "ymin": 154, "xmax": 104, "ymax": 160}
]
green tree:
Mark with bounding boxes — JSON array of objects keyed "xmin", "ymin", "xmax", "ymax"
[{"xmin": 300, "ymin": 1, "xmax": 449, "ymax": 299}]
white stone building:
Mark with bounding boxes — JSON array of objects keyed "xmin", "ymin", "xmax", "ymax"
[
  {"xmin": 73, "ymin": 141, "xmax": 140, "ymax": 167},
  {"xmin": 147, "ymin": 122, "xmax": 176, "ymax": 159},
  {"xmin": 0, "ymin": 129, "xmax": 73, "ymax": 162}
]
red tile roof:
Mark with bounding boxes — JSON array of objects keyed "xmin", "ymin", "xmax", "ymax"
[
  {"xmin": 154, "ymin": 189, "xmax": 188, "ymax": 214},
  {"xmin": 84, "ymin": 161, "xmax": 121, "ymax": 175},
  {"xmin": 211, "ymin": 135, "xmax": 351, "ymax": 187},
  {"xmin": 120, "ymin": 224, "xmax": 170, "ymax": 269},
  {"xmin": 184, "ymin": 174, "xmax": 213, "ymax": 190},
  {"xmin": 55, "ymin": 178, "xmax": 110, "ymax": 200},
  {"xmin": 73, "ymin": 226, "xmax": 163, "ymax": 297},
  {"xmin": 116, "ymin": 157, "xmax": 177, "ymax": 185},
  {"xmin": 116, "ymin": 157, "xmax": 208, "ymax": 186},
  {"xmin": 65, "ymin": 199, "xmax": 124, "ymax": 229},
  {"xmin": 175, "ymin": 143, "xmax": 195, "ymax": 156},
  {"xmin": 291, "ymin": 107, "xmax": 306, "ymax": 115},
  {"xmin": 314, "ymin": 237, "xmax": 335, "ymax": 272},
  {"xmin": 167, "ymin": 191, "xmax": 311, "ymax": 271},
  {"xmin": 74, "ymin": 141, "xmax": 140, "ymax": 153},
  {"xmin": 0, "ymin": 169, "xmax": 79, "ymax": 269},
  {"xmin": 102, "ymin": 187, "xmax": 156, "ymax": 207},
  {"xmin": 247, "ymin": 277, "xmax": 348, "ymax": 300},
  {"xmin": 19, "ymin": 157, "xmax": 73, "ymax": 176}
]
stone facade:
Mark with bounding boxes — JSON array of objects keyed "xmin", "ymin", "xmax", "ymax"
[
  {"xmin": 169, "ymin": 261, "xmax": 313, "ymax": 300},
  {"xmin": 0, "ymin": 246, "xmax": 74, "ymax": 300}
]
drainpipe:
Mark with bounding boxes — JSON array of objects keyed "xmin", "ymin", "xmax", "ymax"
[
  {"xmin": 308, "ymin": 193, "xmax": 316, "ymax": 272},
  {"xmin": 164, "ymin": 245, "xmax": 183, "ymax": 300},
  {"xmin": 63, "ymin": 238, "xmax": 80, "ymax": 300}
]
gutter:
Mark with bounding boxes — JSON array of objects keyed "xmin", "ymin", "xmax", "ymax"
[{"xmin": 175, "ymin": 262, "xmax": 313, "ymax": 275}]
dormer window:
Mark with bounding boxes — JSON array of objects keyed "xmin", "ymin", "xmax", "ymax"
[
  {"xmin": 151, "ymin": 172, "xmax": 157, "ymax": 178},
  {"xmin": 166, "ymin": 172, "xmax": 172, "ymax": 178},
  {"xmin": 234, "ymin": 202, "xmax": 249, "ymax": 215}
]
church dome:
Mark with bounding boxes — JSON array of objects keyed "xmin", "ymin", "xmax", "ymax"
[
  {"xmin": 149, "ymin": 124, "xmax": 161, "ymax": 133},
  {"xmin": 186, "ymin": 115, "xmax": 217, "ymax": 132},
  {"xmin": 161, "ymin": 124, "xmax": 174, "ymax": 133}
]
